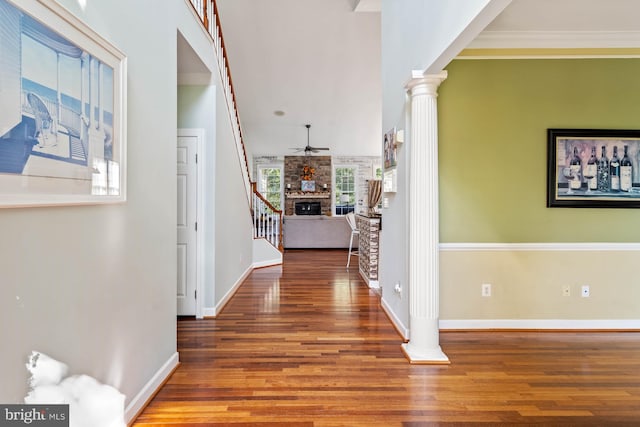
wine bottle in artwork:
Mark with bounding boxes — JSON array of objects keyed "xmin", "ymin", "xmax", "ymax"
[
  {"xmin": 584, "ymin": 146, "xmax": 597, "ymax": 191},
  {"xmin": 597, "ymin": 145, "xmax": 609, "ymax": 192},
  {"xmin": 620, "ymin": 145, "xmax": 633, "ymax": 192},
  {"xmin": 569, "ymin": 146, "xmax": 582, "ymax": 191},
  {"xmin": 610, "ymin": 146, "xmax": 621, "ymax": 192}
]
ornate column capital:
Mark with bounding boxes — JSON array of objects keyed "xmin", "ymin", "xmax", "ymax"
[{"xmin": 405, "ymin": 70, "xmax": 448, "ymax": 96}]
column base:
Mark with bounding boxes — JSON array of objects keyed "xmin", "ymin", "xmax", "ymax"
[{"xmin": 401, "ymin": 342, "xmax": 450, "ymax": 364}]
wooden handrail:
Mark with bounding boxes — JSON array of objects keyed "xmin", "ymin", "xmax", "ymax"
[
  {"xmin": 211, "ymin": 0, "xmax": 251, "ymax": 183},
  {"xmin": 203, "ymin": 1, "xmax": 208, "ymax": 29},
  {"xmin": 186, "ymin": 0, "xmax": 252, "ymax": 186},
  {"xmin": 187, "ymin": 0, "xmax": 284, "ymax": 253},
  {"xmin": 251, "ymin": 182, "xmax": 282, "ymax": 215}
]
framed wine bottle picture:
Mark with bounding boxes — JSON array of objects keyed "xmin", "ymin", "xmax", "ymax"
[{"xmin": 547, "ymin": 128, "xmax": 640, "ymax": 208}]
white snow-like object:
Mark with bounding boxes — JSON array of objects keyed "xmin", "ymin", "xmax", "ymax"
[
  {"xmin": 25, "ymin": 351, "xmax": 125, "ymax": 427},
  {"xmin": 26, "ymin": 351, "xmax": 69, "ymax": 387}
]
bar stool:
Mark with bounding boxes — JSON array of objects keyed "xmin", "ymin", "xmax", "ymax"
[{"xmin": 345, "ymin": 212, "xmax": 359, "ymax": 268}]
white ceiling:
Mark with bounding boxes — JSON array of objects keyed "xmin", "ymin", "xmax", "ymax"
[
  {"xmin": 471, "ymin": 0, "xmax": 640, "ymax": 49},
  {"xmin": 216, "ymin": 0, "xmax": 381, "ymax": 157},
  {"xmin": 485, "ymin": 0, "xmax": 640, "ymax": 32},
  {"xmin": 201, "ymin": 0, "xmax": 640, "ymax": 158}
]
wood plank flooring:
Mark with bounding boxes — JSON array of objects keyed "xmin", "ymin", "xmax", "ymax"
[{"xmin": 134, "ymin": 249, "xmax": 640, "ymax": 426}]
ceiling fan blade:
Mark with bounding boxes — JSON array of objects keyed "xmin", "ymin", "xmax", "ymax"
[{"xmin": 310, "ymin": 147, "xmax": 330, "ymax": 151}]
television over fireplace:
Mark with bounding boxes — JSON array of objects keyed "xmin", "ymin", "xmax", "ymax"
[{"xmin": 295, "ymin": 201, "xmax": 321, "ymax": 215}]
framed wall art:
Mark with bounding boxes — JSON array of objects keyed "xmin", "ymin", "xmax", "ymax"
[
  {"xmin": 0, "ymin": 0, "xmax": 127, "ymax": 207},
  {"xmin": 301, "ymin": 180, "xmax": 316, "ymax": 192},
  {"xmin": 383, "ymin": 128, "xmax": 397, "ymax": 170},
  {"xmin": 547, "ymin": 128, "xmax": 640, "ymax": 208}
]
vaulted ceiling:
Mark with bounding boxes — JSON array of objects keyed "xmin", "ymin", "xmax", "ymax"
[{"xmin": 211, "ymin": 0, "xmax": 640, "ymax": 158}]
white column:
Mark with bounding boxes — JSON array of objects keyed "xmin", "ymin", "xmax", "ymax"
[{"xmin": 401, "ymin": 70, "xmax": 448, "ymax": 364}]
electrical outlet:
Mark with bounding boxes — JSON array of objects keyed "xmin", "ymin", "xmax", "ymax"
[
  {"xmin": 394, "ymin": 282, "xmax": 402, "ymax": 296},
  {"xmin": 581, "ymin": 285, "xmax": 590, "ymax": 298},
  {"xmin": 481, "ymin": 283, "xmax": 492, "ymax": 297},
  {"xmin": 562, "ymin": 285, "xmax": 571, "ymax": 297}
]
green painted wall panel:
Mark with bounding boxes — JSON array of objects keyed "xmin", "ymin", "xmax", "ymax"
[{"xmin": 439, "ymin": 59, "xmax": 640, "ymax": 243}]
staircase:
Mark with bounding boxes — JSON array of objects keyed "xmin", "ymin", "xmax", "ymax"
[
  {"xmin": 188, "ymin": 0, "xmax": 283, "ymax": 260},
  {"xmin": 252, "ymin": 183, "xmax": 283, "ymax": 252}
]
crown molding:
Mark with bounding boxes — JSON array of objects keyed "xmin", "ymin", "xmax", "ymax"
[
  {"xmin": 457, "ymin": 47, "xmax": 640, "ymax": 59},
  {"xmin": 468, "ymin": 30, "xmax": 640, "ymax": 49}
]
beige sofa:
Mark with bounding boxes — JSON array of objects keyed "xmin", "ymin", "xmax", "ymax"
[{"xmin": 283, "ymin": 215, "xmax": 357, "ymax": 249}]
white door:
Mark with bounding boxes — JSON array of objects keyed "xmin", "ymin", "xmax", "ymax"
[{"xmin": 177, "ymin": 134, "xmax": 198, "ymax": 315}]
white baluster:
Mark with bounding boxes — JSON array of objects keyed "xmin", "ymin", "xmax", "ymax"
[
  {"xmin": 253, "ymin": 194, "xmax": 257, "ymax": 238},
  {"xmin": 259, "ymin": 202, "xmax": 263, "ymax": 238}
]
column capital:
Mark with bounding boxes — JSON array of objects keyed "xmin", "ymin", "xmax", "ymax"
[{"xmin": 405, "ymin": 70, "xmax": 448, "ymax": 96}]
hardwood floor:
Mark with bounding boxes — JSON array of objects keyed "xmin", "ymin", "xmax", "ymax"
[{"xmin": 134, "ymin": 249, "xmax": 640, "ymax": 426}]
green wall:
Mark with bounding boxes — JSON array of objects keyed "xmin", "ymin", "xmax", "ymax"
[{"xmin": 438, "ymin": 58, "xmax": 640, "ymax": 243}]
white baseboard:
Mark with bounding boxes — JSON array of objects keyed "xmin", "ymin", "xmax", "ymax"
[
  {"xmin": 209, "ymin": 265, "xmax": 253, "ymax": 317},
  {"xmin": 440, "ymin": 242, "xmax": 640, "ymax": 251},
  {"xmin": 380, "ymin": 297, "xmax": 409, "ymax": 340},
  {"xmin": 439, "ymin": 319, "xmax": 640, "ymax": 330},
  {"xmin": 125, "ymin": 352, "xmax": 179, "ymax": 423},
  {"xmin": 204, "ymin": 263, "xmax": 269, "ymax": 318},
  {"xmin": 204, "ymin": 259, "xmax": 283, "ymax": 317},
  {"xmin": 253, "ymin": 258, "xmax": 282, "ymax": 269}
]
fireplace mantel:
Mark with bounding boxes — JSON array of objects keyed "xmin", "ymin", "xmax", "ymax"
[{"xmin": 285, "ymin": 191, "xmax": 331, "ymax": 199}]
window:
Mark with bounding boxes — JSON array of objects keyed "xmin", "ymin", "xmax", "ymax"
[
  {"xmin": 334, "ymin": 166, "xmax": 356, "ymax": 215},
  {"xmin": 375, "ymin": 167, "xmax": 382, "ymax": 179},
  {"xmin": 258, "ymin": 166, "xmax": 283, "ymax": 210}
]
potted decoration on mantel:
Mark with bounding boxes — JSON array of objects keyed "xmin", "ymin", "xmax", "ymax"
[{"xmin": 301, "ymin": 165, "xmax": 316, "ymax": 192}]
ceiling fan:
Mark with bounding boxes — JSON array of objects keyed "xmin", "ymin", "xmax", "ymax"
[{"xmin": 291, "ymin": 124, "xmax": 330, "ymax": 154}]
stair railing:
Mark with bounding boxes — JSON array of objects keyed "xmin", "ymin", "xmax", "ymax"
[
  {"xmin": 188, "ymin": 0, "xmax": 285, "ymax": 252},
  {"xmin": 187, "ymin": 0, "xmax": 252, "ymax": 203},
  {"xmin": 251, "ymin": 183, "xmax": 284, "ymax": 252}
]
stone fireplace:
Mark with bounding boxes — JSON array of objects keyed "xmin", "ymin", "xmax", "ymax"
[{"xmin": 284, "ymin": 155, "xmax": 331, "ymax": 215}]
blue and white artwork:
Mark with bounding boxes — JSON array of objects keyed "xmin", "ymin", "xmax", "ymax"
[{"xmin": 0, "ymin": 0, "xmax": 116, "ymax": 193}]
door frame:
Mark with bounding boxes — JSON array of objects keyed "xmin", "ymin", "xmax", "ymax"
[{"xmin": 178, "ymin": 128, "xmax": 205, "ymax": 319}]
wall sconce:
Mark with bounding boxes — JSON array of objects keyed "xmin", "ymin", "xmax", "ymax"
[
  {"xmin": 286, "ymin": 183, "xmax": 291, "ymax": 190},
  {"xmin": 323, "ymin": 183, "xmax": 327, "ymax": 190}
]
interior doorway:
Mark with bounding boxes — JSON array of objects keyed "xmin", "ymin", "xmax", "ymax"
[{"xmin": 177, "ymin": 128, "xmax": 204, "ymax": 317}]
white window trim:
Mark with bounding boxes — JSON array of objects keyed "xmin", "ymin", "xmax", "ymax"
[{"xmin": 332, "ymin": 164, "xmax": 358, "ymax": 216}]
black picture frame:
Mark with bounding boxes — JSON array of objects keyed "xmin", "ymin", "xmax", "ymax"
[{"xmin": 547, "ymin": 128, "xmax": 640, "ymax": 208}]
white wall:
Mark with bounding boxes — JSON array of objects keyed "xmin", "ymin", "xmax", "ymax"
[
  {"xmin": 0, "ymin": 0, "xmax": 255, "ymax": 416},
  {"xmin": 379, "ymin": 0, "xmax": 509, "ymax": 334},
  {"xmin": 381, "ymin": 0, "xmax": 510, "ymax": 131},
  {"xmin": 177, "ymin": 84, "xmax": 253, "ymax": 315},
  {"xmin": 0, "ymin": 0, "xmax": 183, "ymax": 406},
  {"xmin": 214, "ymin": 82, "xmax": 254, "ymax": 311},
  {"xmin": 174, "ymin": 0, "xmax": 256, "ymax": 323},
  {"xmin": 178, "ymin": 85, "xmax": 217, "ymax": 309}
]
